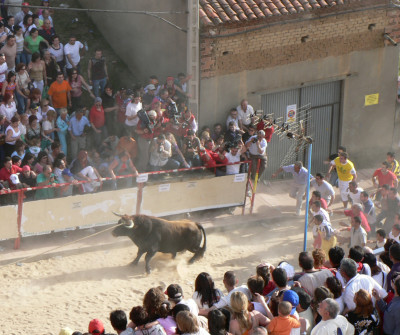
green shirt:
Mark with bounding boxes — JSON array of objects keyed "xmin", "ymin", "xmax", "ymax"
[
  {"xmin": 25, "ymin": 35, "xmax": 45, "ymax": 54},
  {"xmin": 35, "ymin": 172, "xmax": 57, "ymax": 200}
]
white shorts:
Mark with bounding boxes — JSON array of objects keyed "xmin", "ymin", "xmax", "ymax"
[{"xmin": 338, "ymin": 179, "xmax": 350, "ymax": 202}]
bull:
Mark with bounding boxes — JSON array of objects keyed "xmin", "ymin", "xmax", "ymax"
[{"xmin": 112, "ymin": 213, "xmax": 206, "ymax": 273}]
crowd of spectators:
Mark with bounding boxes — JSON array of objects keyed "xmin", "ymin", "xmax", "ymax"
[
  {"xmin": 55, "ymin": 242, "xmax": 400, "ymax": 335},
  {"xmin": 0, "ymin": 1, "xmax": 273, "ymax": 204}
]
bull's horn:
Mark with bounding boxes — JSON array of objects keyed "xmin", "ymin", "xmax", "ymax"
[
  {"xmin": 112, "ymin": 211, "xmax": 124, "ymax": 217},
  {"xmin": 124, "ymin": 220, "xmax": 134, "ymax": 229}
]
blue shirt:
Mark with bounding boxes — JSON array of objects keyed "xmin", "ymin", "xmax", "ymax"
[
  {"xmin": 377, "ymin": 296, "xmax": 400, "ymax": 335},
  {"xmin": 362, "ymin": 198, "xmax": 375, "ymax": 217},
  {"xmin": 68, "ymin": 115, "xmax": 90, "ymax": 136},
  {"xmin": 57, "ymin": 115, "xmax": 70, "ymax": 134},
  {"xmin": 282, "ymin": 164, "xmax": 311, "ymax": 185}
]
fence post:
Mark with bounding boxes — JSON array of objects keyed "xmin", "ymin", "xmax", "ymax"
[
  {"xmin": 136, "ymin": 183, "xmax": 144, "ymax": 215},
  {"xmin": 250, "ymin": 159, "xmax": 261, "ymax": 214},
  {"xmin": 14, "ymin": 190, "xmax": 24, "ymax": 249}
]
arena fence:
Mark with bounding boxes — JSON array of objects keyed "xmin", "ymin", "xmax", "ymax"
[{"xmin": 0, "ymin": 160, "xmax": 260, "ymax": 249}]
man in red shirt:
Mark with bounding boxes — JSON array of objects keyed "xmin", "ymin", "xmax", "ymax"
[
  {"xmin": 372, "ymin": 162, "xmax": 398, "ymax": 200},
  {"xmin": 89, "ymin": 97, "xmax": 107, "ymax": 147},
  {"xmin": 336, "ymin": 203, "xmax": 371, "ymax": 233},
  {"xmin": 0, "ymin": 156, "xmax": 22, "ymax": 189}
]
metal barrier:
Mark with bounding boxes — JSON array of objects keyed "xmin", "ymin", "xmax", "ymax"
[{"xmin": 0, "ymin": 160, "xmax": 259, "ymax": 249}]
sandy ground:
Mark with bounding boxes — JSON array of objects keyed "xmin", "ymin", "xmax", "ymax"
[{"xmin": 0, "ymin": 218, "xmax": 306, "ymax": 335}]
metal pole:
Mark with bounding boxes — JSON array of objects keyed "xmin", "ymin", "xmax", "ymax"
[{"xmin": 303, "ymin": 142, "xmax": 313, "ymax": 251}]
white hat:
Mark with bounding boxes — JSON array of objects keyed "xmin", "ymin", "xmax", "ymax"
[{"xmin": 10, "ymin": 174, "xmax": 20, "ymax": 185}]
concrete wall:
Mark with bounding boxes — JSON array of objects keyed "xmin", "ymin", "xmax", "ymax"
[
  {"xmin": 78, "ymin": 0, "xmax": 187, "ymax": 82},
  {"xmin": 200, "ymin": 46, "xmax": 399, "ymax": 166}
]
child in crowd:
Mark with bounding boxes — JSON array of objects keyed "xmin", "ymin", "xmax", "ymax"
[
  {"xmin": 375, "ymin": 229, "xmax": 387, "ymax": 248},
  {"xmin": 267, "ymin": 301, "xmax": 300, "ymax": 335}
]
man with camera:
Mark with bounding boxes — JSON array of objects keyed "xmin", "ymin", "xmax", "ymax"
[
  {"xmin": 182, "ymin": 129, "xmax": 201, "ymax": 168},
  {"xmin": 68, "ymin": 109, "xmax": 90, "ymax": 159},
  {"xmin": 245, "ymin": 129, "xmax": 267, "ymax": 181},
  {"xmin": 148, "ymin": 134, "xmax": 179, "ymax": 172}
]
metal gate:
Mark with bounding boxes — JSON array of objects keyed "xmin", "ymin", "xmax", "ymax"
[{"xmin": 261, "ymin": 81, "xmax": 341, "ymax": 180}]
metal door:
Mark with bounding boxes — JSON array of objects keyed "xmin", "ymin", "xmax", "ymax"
[{"xmin": 261, "ymin": 81, "xmax": 341, "ymax": 180}]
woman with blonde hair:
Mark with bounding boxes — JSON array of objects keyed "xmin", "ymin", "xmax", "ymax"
[
  {"xmin": 229, "ymin": 291, "xmax": 269, "ymax": 335},
  {"xmin": 176, "ymin": 310, "xmax": 209, "ymax": 335},
  {"xmin": 345, "ymin": 289, "xmax": 379, "ymax": 335}
]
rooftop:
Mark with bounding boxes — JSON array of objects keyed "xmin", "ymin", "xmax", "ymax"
[{"xmin": 199, "ymin": 0, "xmax": 366, "ymax": 26}]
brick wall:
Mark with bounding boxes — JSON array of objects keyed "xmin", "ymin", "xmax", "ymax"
[{"xmin": 201, "ymin": 7, "xmax": 400, "ymax": 78}]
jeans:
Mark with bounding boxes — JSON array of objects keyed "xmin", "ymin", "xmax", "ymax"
[
  {"xmin": 23, "ymin": 51, "xmax": 32, "ymax": 65},
  {"xmin": 16, "ymin": 52, "xmax": 28, "ymax": 65},
  {"xmin": 92, "ymin": 77, "xmax": 107, "ymax": 97},
  {"xmin": 15, "ymin": 90, "xmax": 27, "ymax": 114},
  {"xmin": 33, "ymin": 80, "xmax": 44, "ymax": 94}
]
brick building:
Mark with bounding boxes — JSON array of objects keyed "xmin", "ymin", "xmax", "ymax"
[{"xmin": 199, "ymin": 0, "xmax": 400, "ymax": 173}]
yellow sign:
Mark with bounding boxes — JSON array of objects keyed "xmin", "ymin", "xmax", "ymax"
[{"xmin": 365, "ymin": 93, "xmax": 379, "ymax": 106}]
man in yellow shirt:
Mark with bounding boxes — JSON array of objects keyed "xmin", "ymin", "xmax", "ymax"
[
  {"xmin": 387, "ymin": 152, "xmax": 400, "ymax": 180},
  {"xmin": 327, "ymin": 152, "xmax": 356, "ymax": 208}
]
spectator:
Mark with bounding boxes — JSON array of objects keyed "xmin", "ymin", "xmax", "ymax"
[
  {"xmin": 0, "ymin": 35, "xmax": 17, "ymax": 71},
  {"xmin": 14, "ymin": 2, "xmax": 32, "ymax": 26},
  {"xmin": 224, "ymin": 121, "xmax": 243, "ymax": 144},
  {"xmin": 179, "ymin": 108, "xmax": 198, "ymax": 136},
  {"xmin": 389, "ymin": 223, "xmax": 400, "ymax": 243},
  {"xmin": 69, "ymin": 150, "xmax": 102, "ymax": 193},
  {"xmin": 375, "ymin": 276, "xmax": 400, "ymax": 335},
  {"xmin": 68, "ymin": 109, "xmax": 90, "ymax": 158},
  {"xmin": 34, "ymin": 164, "xmax": 57, "ymax": 200},
  {"xmin": 88, "ymin": 319, "xmax": 106, "ymax": 335},
  {"xmin": 363, "ymin": 253, "xmax": 387, "ymax": 289},
  {"xmin": 193, "ymin": 272, "xmax": 223, "ymax": 314},
  {"xmin": 142, "ymin": 83, "xmax": 156, "ymax": 110},
  {"xmin": 48, "ymin": 72, "xmax": 71, "ymax": 113},
  {"xmin": 336, "ymin": 203, "xmax": 371, "ymax": 234},
  {"xmin": 0, "ymin": 155, "xmax": 22, "ymax": 188},
  {"xmin": 208, "ymin": 309, "xmax": 229, "ymax": 335},
  {"xmin": 89, "ymin": 97, "xmax": 107, "ymax": 148},
  {"xmin": 5, "ymin": 15, "xmax": 16, "ymax": 33},
  {"xmin": 312, "ymin": 249, "xmax": 327, "ymax": 270},
  {"xmin": 2, "ymin": 71, "xmax": 18, "ymax": 98},
  {"xmin": 4, "ymin": 114, "xmax": 21, "ymax": 157},
  {"xmin": 326, "ymin": 151, "xmax": 356, "ymax": 208},
  {"xmin": 256, "ymin": 263, "xmax": 276, "ymax": 296},
  {"xmin": 211, "ymin": 123, "xmax": 223, "ymax": 142},
  {"xmin": 0, "ymin": 92, "xmax": 17, "ymax": 122},
  {"xmin": 148, "ymin": 134, "xmax": 179, "ymax": 172},
  {"xmin": 108, "ymin": 150, "xmax": 137, "ymax": 189},
  {"xmin": 387, "ymin": 243, "xmax": 400, "ymax": 292},
  {"xmin": 325, "ymin": 276, "xmax": 344, "ymax": 314},
  {"xmin": 313, "ymin": 214, "xmax": 336, "ymax": 255},
  {"xmin": 311, "ymin": 298, "xmax": 354, "ymax": 335},
  {"xmin": 129, "ymin": 305, "xmax": 166, "ymax": 335},
  {"xmin": 15, "ymin": 62, "xmax": 29, "ymax": 113},
  {"xmin": 64, "ymin": 35, "xmax": 84, "ymax": 74},
  {"xmin": 166, "ymin": 284, "xmax": 199, "ymax": 316},
  {"xmin": 33, "ymin": 151, "xmax": 49, "ymax": 174},
  {"xmin": 14, "ymin": 25, "xmax": 24, "ymax": 65},
  {"xmin": 56, "ymin": 108, "xmax": 69, "ymax": 155},
  {"xmin": 165, "ymin": 132, "xmax": 189, "ymax": 168},
  {"xmin": 24, "ymin": 28, "xmax": 48, "ymax": 64},
  {"xmin": 43, "ymin": 49, "xmax": 58, "ymax": 86},
  {"xmin": 345, "ymin": 289, "xmax": 379, "ymax": 335},
  {"xmin": 360, "ymin": 190, "xmax": 376, "ymax": 230},
  {"xmin": 88, "ymin": 48, "xmax": 108, "ymax": 97},
  {"xmin": 135, "ymin": 109, "xmax": 156, "ymax": 172},
  {"xmin": 267, "ymin": 301, "xmax": 300, "ymax": 335},
  {"xmin": 291, "ymin": 286, "xmax": 313, "ymax": 335},
  {"xmin": 229, "ymin": 291, "xmax": 269, "ymax": 335},
  {"xmin": 272, "ymin": 161, "xmax": 310, "ymax": 216},
  {"xmin": 38, "ymin": 18, "xmax": 55, "ymax": 43},
  {"xmin": 124, "ymin": 92, "xmax": 141, "ymax": 138},
  {"xmin": 68, "ymin": 68, "xmax": 94, "ymax": 111},
  {"xmin": 339, "ymin": 258, "xmax": 387, "ymax": 313},
  {"xmin": 226, "ymin": 108, "xmax": 241, "ymax": 130},
  {"xmin": 310, "ymin": 173, "xmax": 335, "ymax": 207},
  {"xmin": 49, "ymin": 35, "xmax": 65, "ymax": 72},
  {"xmin": 256, "ymin": 115, "xmax": 275, "ymax": 143},
  {"xmin": 245, "ymin": 129, "xmax": 267, "ymax": 181},
  {"xmin": 297, "ymin": 251, "xmax": 333, "ymax": 298},
  {"xmin": 41, "ymin": 109, "xmax": 58, "ymax": 149},
  {"xmin": 182, "ymin": 129, "xmax": 201, "ymax": 168},
  {"xmin": 236, "ymin": 99, "xmax": 254, "ymax": 132},
  {"xmin": 110, "ymin": 309, "xmax": 133, "ymax": 335},
  {"xmin": 5, "ymin": 0, "xmax": 23, "ymax": 18},
  {"xmin": 25, "ymin": 114, "xmax": 40, "ymax": 145},
  {"xmin": 39, "ymin": 8, "xmax": 53, "ymax": 27},
  {"xmin": 0, "ymin": 53, "xmax": 8, "ymax": 89},
  {"xmin": 101, "ymin": 85, "xmax": 118, "ymax": 136},
  {"xmin": 386, "ymin": 151, "xmax": 400, "ymax": 179},
  {"xmin": 27, "ymin": 51, "xmax": 46, "ymax": 93}
]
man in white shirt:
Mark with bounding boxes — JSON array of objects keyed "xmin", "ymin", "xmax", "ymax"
[
  {"xmin": 0, "ymin": 53, "xmax": 8, "ymax": 87},
  {"xmin": 311, "ymin": 298, "xmax": 354, "ymax": 335},
  {"xmin": 339, "ymin": 258, "xmax": 387, "ymax": 313},
  {"xmin": 13, "ymin": 2, "xmax": 32, "ymax": 26},
  {"xmin": 64, "ymin": 35, "xmax": 84, "ymax": 73},
  {"xmin": 166, "ymin": 284, "xmax": 199, "ymax": 316},
  {"xmin": 272, "ymin": 161, "xmax": 311, "ymax": 216},
  {"xmin": 245, "ymin": 129, "xmax": 267, "ymax": 181},
  {"xmin": 148, "ymin": 134, "xmax": 179, "ymax": 171},
  {"xmin": 226, "ymin": 142, "xmax": 246, "ymax": 175},
  {"xmin": 310, "ymin": 173, "xmax": 335, "ymax": 206},
  {"xmin": 236, "ymin": 99, "xmax": 254, "ymax": 132},
  {"xmin": 226, "ymin": 108, "xmax": 241, "ymax": 129},
  {"xmin": 348, "ymin": 180, "xmax": 363, "ymax": 205},
  {"xmin": 124, "ymin": 93, "xmax": 141, "ymax": 138}
]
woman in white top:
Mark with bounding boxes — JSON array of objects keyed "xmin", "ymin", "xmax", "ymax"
[
  {"xmin": 41, "ymin": 109, "xmax": 58, "ymax": 149},
  {"xmin": 4, "ymin": 115, "xmax": 21, "ymax": 156},
  {"xmin": 49, "ymin": 35, "xmax": 65, "ymax": 72},
  {"xmin": 0, "ymin": 93, "xmax": 17, "ymax": 123},
  {"xmin": 15, "ymin": 62, "xmax": 31, "ymax": 114},
  {"xmin": 14, "ymin": 26, "xmax": 26, "ymax": 65},
  {"xmin": 325, "ymin": 276, "xmax": 345, "ymax": 314},
  {"xmin": 363, "ymin": 253, "xmax": 387, "ymax": 290}
]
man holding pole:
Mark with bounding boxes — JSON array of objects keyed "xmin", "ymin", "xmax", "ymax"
[{"xmin": 272, "ymin": 161, "xmax": 311, "ymax": 216}]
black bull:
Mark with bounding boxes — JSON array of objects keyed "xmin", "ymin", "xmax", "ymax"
[{"xmin": 112, "ymin": 214, "xmax": 206, "ymax": 273}]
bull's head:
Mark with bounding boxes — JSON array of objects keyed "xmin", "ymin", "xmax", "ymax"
[{"xmin": 112, "ymin": 212, "xmax": 135, "ymax": 237}]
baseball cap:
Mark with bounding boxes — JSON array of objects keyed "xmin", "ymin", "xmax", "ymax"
[
  {"xmin": 22, "ymin": 2, "xmax": 29, "ymax": 6},
  {"xmin": 62, "ymin": 168, "xmax": 73, "ymax": 177},
  {"xmin": 10, "ymin": 174, "xmax": 20, "ymax": 185},
  {"xmin": 166, "ymin": 284, "xmax": 183, "ymax": 301},
  {"xmin": 59, "ymin": 327, "xmax": 73, "ymax": 335},
  {"xmin": 88, "ymin": 319, "xmax": 104, "ymax": 334},
  {"xmin": 22, "ymin": 165, "xmax": 31, "ymax": 172},
  {"xmin": 282, "ymin": 290, "xmax": 299, "ymax": 315}
]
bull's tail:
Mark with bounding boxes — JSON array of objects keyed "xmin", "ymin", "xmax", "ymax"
[{"xmin": 188, "ymin": 223, "xmax": 207, "ymax": 264}]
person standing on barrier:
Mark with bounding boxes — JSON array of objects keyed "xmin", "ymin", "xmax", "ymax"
[
  {"xmin": 272, "ymin": 161, "xmax": 311, "ymax": 216},
  {"xmin": 135, "ymin": 109, "xmax": 156, "ymax": 172},
  {"xmin": 148, "ymin": 134, "xmax": 179, "ymax": 173},
  {"xmin": 245, "ymin": 129, "xmax": 267, "ymax": 181},
  {"xmin": 108, "ymin": 150, "xmax": 137, "ymax": 189}
]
